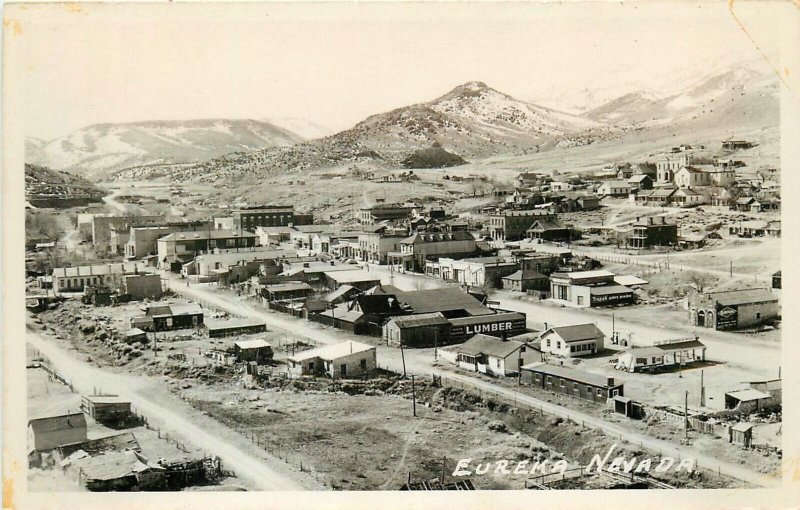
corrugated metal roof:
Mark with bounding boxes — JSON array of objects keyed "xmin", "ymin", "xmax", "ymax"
[
  {"xmin": 457, "ymin": 335, "xmax": 526, "ymax": 359},
  {"xmin": 396, "ymin": 288, "xmax": 491, "ymax": 316},
  {"xmin": 546, "ymin": 324, "xmax": 605, "ymax": 343},
  {"xmin": 288, "ymin": 340, "xmax": 374, "ymax": 362},
  {"xmin": 234, "ymin": 339, "xmax": 272, "ymax": 349},
  {"xmin": 449, "ymin": 311, "xmax": 526, "ymax": 327},
  {"xmin": 725, "ymin": 389, "xmax": 770, "ymax": 402},
  {"xmin": 388, "ymin": 312, "xmax": 449, "ymax": 328},
  {"xmin": 711, "ymin": 288, "xmax": 777, "ymax": 306},
  {"xmin": 521, "ymin": 363, "xmax": 617, "ymax": 388},
  {"xmin": 265, "ymin": 282, "xmax": 313, "ymax": 293}
]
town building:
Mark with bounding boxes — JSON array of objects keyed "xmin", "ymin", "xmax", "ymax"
[
  {"xmin": 51, "ymin": 262, "xmax": 148, "ymax": 295},
  {"xmin": 131, "ymin": 303, "xmax": 204, "ymax": 331},
  {"xmin": 205, "ymin": 318, "xmax": 268, "ymax": 338},
  {"xmin": 724, "ymin": 388, "xmax": 775, "ymax": 412},
  {"xmin": 674, "ymin": 166, "xmax": 712, "ymax": 188},
  {"xmin": 614, "ymin": 338, "xmax": 706, "ymax": 372},
  {"xmin": 156, "ymin": 230, "xmax": 258, "ymax": 270},
  {"xmin": 449, "ymin": 334, "xmax": 537, "ymax": 377},
  {"xmin": 28, "ymin": 412, "xmax": 88, "ymax": 453},
  {"xmin": 656, "ymin": 153, "xmax": 692, "ymax": 183},
  {"xmin": 626, "ymin": 216, "xmax": 678, "ymax": 249},
  {"xmin": 359, "ymin": 204, "xmax": 413, "ymax": 225},
  {"xmin": 81, "ymin": 395, "xmax": 131, "ymax": 426},
  {"xmin": 538, "ymin": 324, "xmax": 605, "ymax": 358},
  {"xmin": 392, "ymin": 231, "xmax": 477, "ymax": 272},
  {"xmin": 383, "ymin": 313, "xmax": 451, "ymax": 348},
  {"xmin": 447, "ymin": 311, "xmax": 528, "ymax": 343},
  {"xmin": 287, "ymin": 340, "xmax": 377, "ymax": 378},
  {"xmin": 231, "ymin": 205, "xmax": 310, "ymax": 230},
  {"xmin": 634, "ymin": 188, "xmax": 676, "ymax": 207},
  {"xmin": 357, "ymin": 228, "xmax": 409, "ymax": 264},
  {"xmin": 772, "ymin": 271, "xmax": 781, "ymax": 289},
  {"xmin": 597, "ymin": 180, "xmax": 632, "ymax": 197},
  {"xmin": 123, "ymin": 221, "xmax": 213, "ymax": 260},
  {"xmin": 521, "ymin": 364, "xmax": 623, "ymax": 403},
  {"xmin": 549, "ymin": 270, "xmax": 635, "ymax": 307},
  {"xmin": 487, "ymin": 210, "xmax": 557, "ymax": 241},
  {"xmin": 262, "ymin": 282, "xmax": 314, "ymax": 302},
  {"xmin": 688, "ymin": 288, "xmax": 779, "ymax": 330},
  {"xmin": 84, "ymin": 214, "xmax": 163, "ymax": 256},
  {"xmin": 627, "ymin": 174, "xmax": 654, "ymax": 191},
  {"xmin": 426, "ymin": 256, "xmax": 518, "ymax": 288},
  {"xmin": 322, "ymin": 270, "xmax": 382, "ymax": 292},
  {"xmin": 501, "ymin": 269, "xmax": 549, "ymax": 293},
  {"xmin": 671, "ymin": 187, "xmax": 705, "ymax": 207},
  {"xmin": 255, "ymin": 226, "xmax": 294, "ymax": 245},
  {"xmin": 121, "ymin": 273, "xmax": 162, "ymax": 300},
  {"xmin": 525, "ymin": 218, "xmax": 577, "ymax": 242},
  {"xmin": 722, "ymin": 140, "xmax": 755, "ymax": 150},
  {"xmin": 233, "ymin": 339, "xmax": 273, "ymax": 364}
]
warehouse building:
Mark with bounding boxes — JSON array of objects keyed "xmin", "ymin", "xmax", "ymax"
[
  {"xmin": 205, "ymin": 318, "xmax": 268, "ymax": 338},
  {"xmin": 383, "ymin": 313, "xmax": 451, "ymax": 348},
  {"xmin": 521, "ymin": 364, "xmax": 624, "ymax": 403},
  {"xmin": 614, "ymin": 338, "xmax": 706, "ymax": 373},
  {"xmin": 447, "ymin": 311, "xmax": 527, "ymax": 343},
  {"xmin": 688, "ymin": 288, "xmax": 779, "ymax": 330},
  {"xmin": 287, "ymin": 340, "xmax": 377, "ymax": 378},
  {"xmin": 550, "ymin": 270, "xmax": 635, "ymax": 307}
]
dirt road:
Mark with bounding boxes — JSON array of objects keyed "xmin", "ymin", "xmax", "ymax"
[
  {"xmin": 26, "ymin": 326, "xmax": 317, "ymax": 491},
  {"xmin": 166, "ymin": 276, "xmax": 780, "ymax": 487}
]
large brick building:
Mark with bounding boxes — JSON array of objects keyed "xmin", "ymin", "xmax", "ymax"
[{"xmin": 231, "ymin": 206, "xmax": 311, "ymax": 230}]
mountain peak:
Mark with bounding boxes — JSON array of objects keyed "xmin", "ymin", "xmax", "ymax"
[{"xmin": 435, "ymin": 81, "xmax": 495, "ymax": 102}]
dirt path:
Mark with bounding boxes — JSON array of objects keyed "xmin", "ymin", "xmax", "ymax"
[
  {"xmin": 166, "ymin": 276, "xmax": 780, "ymax": 487},
  {"xmin": 26, "ymin": 326, "xmax": 319, "ymax": 491}
]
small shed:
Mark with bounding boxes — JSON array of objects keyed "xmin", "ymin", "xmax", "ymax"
[
  {"xmin": 233, "ymin": 339, "xmax": 273, "ymax": 364},
  {"xmin": 81, "ymin": 395, "xmax": 132, "ymax": 425},
  {"xmin": 124, "ymin": 328, "xmax": 148, "ymax": 344},
  {"xmin": 28, "ymin": 413, "xmax": 88, "ymax": 453},
  {"xmin": 724, "ymin": 388, "xmax": 772, "ymax": 412},
  {"xmin": 729, "ymin": 422, "xmax": 753, "ymax": 447}
]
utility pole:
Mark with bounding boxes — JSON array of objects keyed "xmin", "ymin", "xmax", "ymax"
[
  {"xmin": 400, "ymin": 338, "xmax": 407, "ymax": 378},
  {"xmin": 684, "ymin": 390, "xmax": 689, "ymax": 440},
  {"xmin": 700, "ymin": 370, "xmax": 706, "ymax": 407},
  {"xmin": 411, "ymin": 375, "xmax": 417, "ymax": 417},
  {"xmin": 612, "ymin": 313, "xmax": 615, "ymax": 338},
  {"xmin": 434, "ymin": 328, "xmax": 438, "ymax": 362},
  {"xmin": 730, "ymin": 261, "xmax": 733, "ymax": 277}
]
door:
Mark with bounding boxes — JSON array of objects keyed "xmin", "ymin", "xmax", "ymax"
[{"xmin": 340, "ymin": 364, "xmax": 347, "ymax": 376}]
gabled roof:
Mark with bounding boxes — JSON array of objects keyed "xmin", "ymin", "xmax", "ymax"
[
  {"xmin": 160, "ymin": 229, "xmax": 257, "ymax": 241},
  {"xmin": 710, "ymin": 288, "xmax": 777, "ymax": 306},
  {"xmin": 725, "ymin": 388, "xmax": 770, "ymax": 402},
  {"xmin": 288, "ymin": 340, "xmax": 375, "ymax": 362},
  {"xmin": 353, "ymin": 294, "xmax": 405, "ymax": 314},
  {"xmin": 168, "ymin": 304, "xmax": 203, "ymax": 316},
  {"xmin": 395, "ymin": 287, "xmax": 490, "ymax": 316},
  {"xmin": 265, "ymin": 282, "xmax": 314, "ymax": 293},
  {"xmin": 234, "ymin": 339, "xmax": 271, "ymax": 350},
  {"xmin": 400, "ymin": 231, "xmax": 474, "ymax": 244},
  {"xmin": 521, "ymin": 363, "xmax": 617, "ymax": 388},
  {"xmin": 456, "ymin": 334, "xmax": 527, "ymax": 359},
  {"xmin": 543, "ymin": 324, "xmax": 605, "ymax": 343},
  {"xmin": 528, "ymin": 218, "xmax": 567, "ymax": 232},
  {"xmin": 387, "ymin": 312, "xmax": 449, "ymax": 328},
  {"xmin": 28, "ymin": 413, "xmax": 86, "ymax": 432},
  {"xmin": 502, "ymin": 269, "xmax": 547, "ymax": 281},
  {"xmin": 323, "ymin": 284, "xmax": 358, "ymax": 303}
]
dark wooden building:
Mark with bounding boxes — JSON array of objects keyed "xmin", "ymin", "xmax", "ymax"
[{"xmin": 521, "ymin": 363, "xmax": 623, "ymax": 403}]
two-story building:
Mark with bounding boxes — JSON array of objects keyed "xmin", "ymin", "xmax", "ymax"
[
  {"xmin": 392, "ymin": 232, "xmax": 477, "ymax": 272},
  {"xmin": 626, "ymin": 216, "xmax": 678, "ymax": 249},
  {"xmin": 157, "ymin": 230, "xmax": 258, "ymax": 270},
  {"xmin": 550, "ymin": 270, "xmax": 635, "ymax": 308},
  {"xmin": 487, "ymin": 210, "xmax": 557, "ymax": 241}
]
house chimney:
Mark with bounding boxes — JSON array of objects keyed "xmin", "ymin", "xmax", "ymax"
[
  {"xmin": 544, "ymin": 322, "xmax": 548, "ymax": 331},
  {"xmin": 607, "ymin": 377, "xmax": 615, "ymax": 387}
]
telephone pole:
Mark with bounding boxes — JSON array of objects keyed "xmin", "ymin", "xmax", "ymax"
[
  {"xmin": 684, "ymin": 390, "xmax": 689, "ymax": 439},
  {"xmin": 411, "ymin": 375, "xmax": 417, "ymax": 417},
  {"xmin": 400, "ymin": 339, "xmax": 407, "ymax": 378},
  {"xmin": 700, "ymin": 370, "xmax": 706, "ymax": 407}
]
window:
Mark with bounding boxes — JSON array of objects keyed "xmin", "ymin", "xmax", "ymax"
[
  {"xmin": 570, "ymin": 346, "xmax": 576, "ymax": 353},
  {"xmin": 596, "ymin": 389, "xmax": 602, "ymax": 397},
  {"xmin": 756, "ymin": 312, "xmax": 761, "ymax": 320},
  {"xmin": 545, "ymin": 339, "xmax": 551, "ymax": 348},
  {"xmin": 560, "ymin": 380, "xmax": 564, "ymax": 387},
  {"xmin": 577, "ymin": 296, "xmax": 584, "ymax": 306},
  {"xmin": 557, "ymin": 341, "xmax": 562, "ymax": 349},
  {"xmin": 496, "ymin": 359, "xmax": 501, "ymax": 368}
]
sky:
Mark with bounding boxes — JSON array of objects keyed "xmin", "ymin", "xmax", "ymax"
[{"xmin": 15, "ymin": 1, "xmax": 787, "ymax": 140}]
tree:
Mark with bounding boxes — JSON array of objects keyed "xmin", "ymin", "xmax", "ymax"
[{"xmin": 688, "ymin": 272, "xmax": 713, "ymax": 293}]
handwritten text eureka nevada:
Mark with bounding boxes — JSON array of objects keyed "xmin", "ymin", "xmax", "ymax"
[{"xmin": 452, "ymin": 444, "xmax": 696, "ymax": 477}]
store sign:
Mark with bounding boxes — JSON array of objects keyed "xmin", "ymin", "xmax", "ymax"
[
  {"xmin": 465, "ymin": 321, "xmax": 514, "ymax": 336},
  {"xmin": 716, "ymin": 304, "xmax": 738, "ymax": 330}
]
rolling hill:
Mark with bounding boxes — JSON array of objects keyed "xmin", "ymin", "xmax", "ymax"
[
  {"xmin": 26, "ymin": 119, "xmax": 306, "ymax": 180},
  {"xmin": 112, "ymin": 81, "xmax": 615, "ymax": 182}
]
